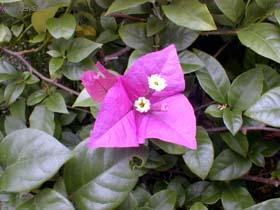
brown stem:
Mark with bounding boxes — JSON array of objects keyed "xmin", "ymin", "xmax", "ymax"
[
  {"xmin": 195, "ymin": 101, "xmax": 215, "ymax": 112},
  {"xmin": 205, "ymin": 126, "xmax": 280, "ymax": 133},
  {"xmin": 66, "ymin": 105, "xmax": 91, "ymax": 114},
  {"xmin": 243, "ymin": 175, "xmax": 280, "ymax": 187},
  {"xmin": 1, "ymin": 48, "xmax": 79, "ymax": 96},
  {"xmin": 104, "ymin": 46, "xmax": 131, "ymax": 62},
  {"xmin": 200, "ymin": 30, "xmax": 238, "ymax": 36},
  {"xmin": 214, "ymin": 40, "xmax": 231, "ymax": 58},
  {"xmin": 109, "ymin": 13, "xmax": 146, "ymax": 22}
]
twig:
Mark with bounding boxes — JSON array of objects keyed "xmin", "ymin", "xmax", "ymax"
[
  {"xmin": 109, "ymin": 13, "xmax": 146, "ymax": 22},
  {"xmin": 104, "ymin": 46, "xmax": 131, "ymax": 62},
  {"xmin": 214, "ymin": 40, "xmax": 231, "ymax": 58},
  {"xmin": 200, "ymin": 30, "xmax": 238, "ymax": 36},
  {"xmin": 67, "ymin": 105, "xmax": 91, "ymax": 114},
  {"xmin": 195, "ymin": 101, "xmax": 215, "ymax": 112},
  {"xmin": 243, "ymin": 175, "xmax": 280, "ymax": 187},
  {"xmin": 1, "ymin": 48, "xmax": 79, "ymax": 96},
  {"xmin": 205, "ymin": 126, "xmax": 280, "ymax": 133}
]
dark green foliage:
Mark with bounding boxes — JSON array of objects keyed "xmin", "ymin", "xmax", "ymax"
[{"xmin": 0, "ymin": 0, "xmax": 279, "ymax": 209}]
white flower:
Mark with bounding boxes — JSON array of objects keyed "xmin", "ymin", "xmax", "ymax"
[
  {"xmin": 134, "ymin": 97, "xmax": 151, "ymax": 113},
  {"xmin": 148, "ymin": 74, "xmax": 167, "ymax": 92}
]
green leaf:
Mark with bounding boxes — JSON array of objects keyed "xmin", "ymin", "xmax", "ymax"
[
  {"xmin": 223, "ymin": 109, "xmax": 243, "ymax": 135},
  {"xmin": 244, "ymin": 198, "xmax": 280, "ymax": 210},
  {"xmin": 190, "ymin": 202, "xmax": 208, "ymax": 210},
  {"xmin": 27, "ymin": 90, "xmax": 47, "ymax": 106},
  {"xmin": 11, "ymin": 24, "xmax": 24, "ymax": 37},
  {"xmin": 162, "ymin": 0, "xmax": 216, "ymax": 31},
  {"xmin": 144, "ymin": 190, "xmax": 176, "ymax": 210},
  {"xmin": 47, "ymin": 50, "xmax": 62, "ymax": 58},
  {"xmin": 214, "ymin": 0, "xmax": 245, "ymax": 22},
  {"xmin": 10, "ymin": 98, "xmax": 26, "ymax": 123},
  {"xmin": 201, "ymin": 183, "xmax": 221, "ymax": 205},
  {"xmin": 0, "ymin": 0, "xmax": 21, "ymax": 2},
  {"xmin": 152, "ymin": 140, "xmax": 186, "ymax": 155},
  {"xmin": 146, "ymin": 16, "xmax": 166, "ymax": 37},
  {"xmin": 228, "ymin": 69, "xmax": 263, "ymax": 111},
  {"xmin": 66, "ymin": 38, "xmax": 102, "ymax": 63},
  {"xmin": 183, "ymin": 127, "xmax": 214, "ymax": 179},
  {"xmin": 31, "ymin": 7, "xmax": 58, "ymax": 33},
  {"xmin": 29, "ymin": 105, "xmax": 55, "ymax": 135},
  {"xmin": 167, "ymin": 177, "xmax": 187, "ymax": 207},
  {"xmin": 0, "ymin": 60, "xmax": 17, "ymax": 82},
  {"xmin": 0, "ymin": 24, "xmax": 12, "ymax": 43},
  {"xmin": 238, "ymin": 23, "xmax": 280, "ymax": 64},
  {"xmin": 205, "ymin": 104, "xmax": 223, "ymax": 118},
  {"xmin": 179, "ymin": 50, "xmax": 204, "ymax": 74},
  {"xmin": 101, "ymin": 14, "xmax": 117, "ymax": 31},
  {"xmin": 49, "ymin": 57, "xmax": 64, "ymax": 76},
  {"xmin": 256, "ymin": 0, "xmax": 277, "ymax": 9},
  {"xmin": 4, "ymin": 82, "xmax": 25, "ymax": 105},
  {"xmin": 221, "ymin": 132, "xmax": 248, "ymax": 158},
  {"xmin": 73, "ymin": 89, "xmax": 95, "ymax": 107},
  {"xmin": 257, "ymin": 64, "xmax": 280, "ymax": 91},
  {"xmin": 63, "ymin": 58, "xmax": 94, "ymax": 81},
  {"xmin": 106, "ymin": 0, "xmax": 149, "ymax": 14},
  {"xmin": 45, "ymin": 92, "xmax": 68, "ymax": 114},
  {"xmin": 29, "ymin": 33, "xmax": 46, "ymax": 44},
  {"xmin": 195, "ymin": 50, "xmax": 230, "ymax": 103},
  {"xmin": 160, "ymin": 22, "xmax": 199, "ymax": 51},
  {"xmin": 245, "ymin": 87, "xmax": 280, "ymax": 127},
  {"xmin": 4, "ymin": 116, "xmax": 26, "ymax": 135},
  {"xmin": 16, "ymin": 189, "xmax": 74, "ymax": 210},
  {"xmin": 0, "ymin": 129, "xmax": 71, "ymax": 192},
  {"xmin": 47, "ymin": 14, "xmax": 76, "ymax": 40},
  {"xmin": 119, "ymin": 23, "xmax": 153, "ymax": 50},
  {"xmin": 117, "ymin": 193, "xmax": 138, "ymax": 210},
  {"xmin": 222, "ymin": 185, "xmax": 255, "ymax": 210},
  {"xmin": 209, "ymin": 149, "xmax": 252, "ymax": 181},
  {"xmin": 96, "ymin": 30, "xmax": 119, "ymax": 44},
  {"xmin": 64, "ymin": 141, "xmax": 148, "ymax": 210}
]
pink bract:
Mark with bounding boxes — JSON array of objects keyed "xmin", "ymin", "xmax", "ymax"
[{"xmin": 81, "ymin": 44, "xmax": 197, "ymax": 150}]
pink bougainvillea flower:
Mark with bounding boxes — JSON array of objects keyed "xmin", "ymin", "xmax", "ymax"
[
  {"xmin": 81, "ymin": 44, "xmax": 197, "ymax": 150},
  {"xmin": 81, "ymin": 61, "xmax": 118, "ymax": 103}
]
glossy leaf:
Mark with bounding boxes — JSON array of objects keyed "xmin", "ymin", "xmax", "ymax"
[
  {"xmin": 179, "ymin": 50, "xmax": 204, "ymax": 74},
  {"xmin": 119, "ymin": 23, "xmax": 153, "ymax": 50},
  {"xmin": 106, "ymin": 0, "xmax": 149, "ymax": 14},
  {"xmin": 4, "ymin": 82, "xmax": 25, "ymax": 105},
  {"xmin": 66, "ymin": 38, "xmax": 102, "ymax": 63},
  {"xmin": 214, "ymin": 0, "xmax": 245, "ymax": 22},
  {"xmin": 238, "ymin": 23, "xmax": 280, "ymax": 64},
  {"xmin": 64, "ymin": 141, "xmax": 148, "ymax": 210},
  {"xmin": 31, "ymin": 7, "xmax": 58, "ymax": 33},
  {"xmin": 222, "ymin": 185, "xmax": 255, "ymax": 210},
  {"xmin": 162, "ymin": 0, "xmax": 216, "ymax": 31},
  {"xmin": 228, "ymin": 69, "xmax": 263, "ymax": 111},
  {"xmin": 221, "ymin": 132, "xmax": 248, "ymax": 158},
  {"xmin": 144, "ymin": 190, "xmax": 176, "ymax": 210},
  {"xmin": 16, "ymin": 189, "xmax": 74, "ymax": 210},
  {"xmin": 245, "ymin": 87, "xmax": 280, "ymax": 127},
  {"xmin": 47, "ymin": 14, "xmax": 76, "ymax": 40},
  {"xmin": 73, "ymin": 89, "xmax": 95, "ymax": 107},
  {"xmin": 45, "ymin": 92, "xmax": 68, "ymax": 114},
  {"xmin": 29, "ymin": 105, "xmax": 55, "ymax": 135},
  {"xmin": 183, "ymin": 127, "xmax": 214, "ymax": 179},
  {"xmin": 195, "ymin": 50, "xmax": 230, "ymax": 103},
  {"xmin": 0, "ymin": 129, "xmax": 71, "ymax": 192},
  {"xmin": 209, "ymin": 149, "xmax": 252, "ymax": 181},
  {"xmin": 244, "ymin": 198, "xmax": 280, "ymax": 210},
  {"xmin": 190, "ymin": 202, "xmax": 208, "ymax": 210},
  {"xmin": 222, "ymin": 109, "xmax": 243, "ymax": 135}
]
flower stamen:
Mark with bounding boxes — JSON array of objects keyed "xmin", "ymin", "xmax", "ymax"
[
  {"xmin": 148, "ymin": 74, "xmax": 167, "ymax": 92},
  {"xmin": 134, "ymin": 97, "xmax": 151, "ymax": 113}
]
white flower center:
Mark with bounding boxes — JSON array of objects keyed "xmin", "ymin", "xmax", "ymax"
[
  {"xmin": 134, "ymin": 97, "xmax": 151, "ymax": 113},
  {"xmin": 148, "ymin": 74, "xmax": 167, "ymax": 92}
]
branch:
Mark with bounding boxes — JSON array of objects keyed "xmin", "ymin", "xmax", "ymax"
[
  {"xmin": 104, "ymin": 46, "xmax": 131, "ymax": 62},
  {"xmin": 205, "ymin": 126, "xmax": 280, "ymax": 133},
  {"xmin": 243, "ymin": 175, "xmax": 280, "ymax": 187},
  {"xmin": 200, "ymin": 30, "xmax": 238, "ymax": 36},
  {"xmin": 109, "ymin": 13, "xmax": 146, "ymax": 22},
  {"xmin": 214, "ymin": 40, "xmax": 231, "ymax": 58},
  {"xmin": 1, "ymin": 48, "xmax": 79, "ymax": 96}
]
